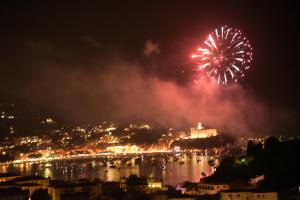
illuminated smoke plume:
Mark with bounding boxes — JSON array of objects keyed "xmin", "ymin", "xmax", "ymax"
[
  {"xmin": 4, "ymin": 40, "xmax": 292, "ymax": 136},
  {"xmin": 18, "ymin": 61, "xmax": 273, "ymax": 136}
]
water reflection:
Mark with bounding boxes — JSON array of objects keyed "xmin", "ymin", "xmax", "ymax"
[{"xmin": 0, "ymin": 154, "xmax": 218, "ymax": 186}]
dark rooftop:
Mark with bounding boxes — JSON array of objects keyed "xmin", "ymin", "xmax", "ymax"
[
  {"xmin": 12, "ymin": 175, "xmax": 47, "ymax": 182},
  {"xmin": 222, "ymin": 189, "xmax": 277, "ymax": 193},
  {"xmin": 0, "ymin": 173, "xmax": 20, "ymax": 178},
  {"xmin": 0, "ymin": 188, "xmax": 29, "ymax": 196},
  {"xmin": 49, "ymin": 180, "xmax": 101, "ymax": 188}
]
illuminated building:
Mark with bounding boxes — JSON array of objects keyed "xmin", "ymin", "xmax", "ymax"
[
  {"xmin": 13, "ymin": 136, "xmax": 40, "ymax": 145},
  {"xmin": 249, "ymin": 175, "xmax": 265, "ymax": 185},
  {"xmin": 139, "ymin": 123, "xmax": 150, "ymax": 129},
  {"xmin": 147, "ymin": 179, "xmax": 162, "ymax": 189},
  {"xmin": 198, "ymin": 182, "xmax": 229, "ymax": 195},
  {"xmin": 106, "ymin": 145, "xmax": 140, "ymax": 153},
  {"xmin": 190, "ymin": 122, "xmax": 218, "ymax": 139},
  {"xmin": 129, "ymin": 123, "xmax": 150, "ymax": 129},
  {"xmin": 120, "ymin": 174, "xmax": 166, "ymax": 193},
  {"xmin": 175, "ymin": 131, "xmax": 188, "ymax": 139}
]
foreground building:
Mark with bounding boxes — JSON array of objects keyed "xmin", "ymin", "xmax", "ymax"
[
  {"xmin": 198, "ymin": 182, "xmax": 230, "ymax": 195},
  {"xmin": 0, "ymin": 173, "xmax": 101, "ymax": 200},
  {"xmin": 48, "ymin": 180, "xmax": 101, "ymax": 200},
  {"xmin": 0, "ymin": 173, "xmax": 21, "ymax": 182},
  {"xmin": 0, "ymin": 175, "xmax": 49, "ymax": 197},
  {"xmin": 220, "ymin": 190, "xmax": 278, "ymax": 200},
  {"xmin": 120, "ymin": 174, "xmax": 167, "ymax": 193},
  {"xmin": 0, "ymin": 188, "xmax": 29, "ymax": 200}
]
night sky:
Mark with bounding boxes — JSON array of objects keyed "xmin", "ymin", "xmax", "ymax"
[{"xmin": 0, "ymin": 1, "xmax": 299, "ymax": 134}]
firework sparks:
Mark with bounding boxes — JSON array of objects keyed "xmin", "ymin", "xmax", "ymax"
[{"xmin": 191, "ymin": 26, "xmax": 253, "ymax": 85}]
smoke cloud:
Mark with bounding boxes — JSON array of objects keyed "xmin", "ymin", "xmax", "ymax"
[
  {"xmin": 4, "ymin": 39, "xmax": 292, "ymax": 136},
  {"xmin": 18, "ymin": 60, "xmax": 273, "ymax": 136}
]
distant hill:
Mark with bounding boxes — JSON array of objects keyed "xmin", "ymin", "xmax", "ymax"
[
  {"xmin": 0, "ymin": 91, "xmax": 62, "ymax": 137},
  {"xmin": 170, "ymin": 134, "xmax": 235, "ymax": 149}
]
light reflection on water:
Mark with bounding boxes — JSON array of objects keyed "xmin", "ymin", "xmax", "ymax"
[{"xmin": 0, "ymin": 154, "xmax": 218, "ymax": 186}]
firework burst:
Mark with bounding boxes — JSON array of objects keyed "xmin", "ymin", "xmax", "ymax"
[{"xmin": 191, "ymin": 26, "xmax": 253, "ymax": 85}]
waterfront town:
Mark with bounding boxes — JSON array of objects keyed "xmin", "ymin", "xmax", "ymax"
[
  {"xmin": 1, "ymin": 109, "xmax": 299, "ymax": 199},
  {"xmin": 1, "ymin": 134, "xmax": 300, "ymax": 200},
  {"xmin": 0, "ymin": 110, "xmax": 262, "ymax": 165}
]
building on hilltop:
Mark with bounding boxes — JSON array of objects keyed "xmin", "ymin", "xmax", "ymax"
[{"xmin": 190, "ymin": 122, "xmax": 218, "ymax": 139}]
